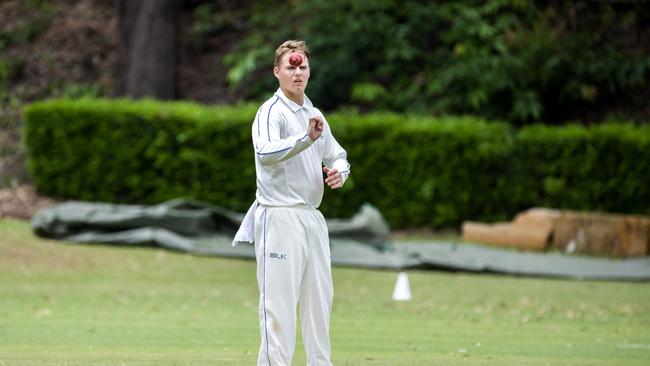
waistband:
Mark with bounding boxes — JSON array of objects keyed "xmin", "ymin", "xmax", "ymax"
[{"xmin": 259, "ymin": 203, "xmax": 317, "ymax": 210}]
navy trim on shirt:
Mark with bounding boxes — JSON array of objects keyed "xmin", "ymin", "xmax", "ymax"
[
  {"xmin": 255, "ymin": 134, "xmax": 309, "ymax": 156},
  {"xmin": 266, "ymin": 97, "xmax": 280, "ymax": 142}
]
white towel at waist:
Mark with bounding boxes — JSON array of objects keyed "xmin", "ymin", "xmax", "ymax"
[{"xmin": 232, "ymin": 200, "xmax": 258, "ymax": 246}]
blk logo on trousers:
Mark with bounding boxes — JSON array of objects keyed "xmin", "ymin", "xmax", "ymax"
[{"xmin": 270, "ymin": 252, "xmax": 287, "ymax": 260}]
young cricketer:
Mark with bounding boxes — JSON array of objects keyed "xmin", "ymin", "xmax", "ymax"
[{"xmin": 247, "ymin": 39, "xmax": 350, "ymax": 365}]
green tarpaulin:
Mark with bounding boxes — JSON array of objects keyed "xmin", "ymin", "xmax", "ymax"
[{"xmin": 32, "ymin": 200, "xmax": 650, "ymax": 281}]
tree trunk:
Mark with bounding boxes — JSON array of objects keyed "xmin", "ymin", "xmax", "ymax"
[{"xmin": 116, "ymin": 0, "xmax": 181, "ymax": 99}]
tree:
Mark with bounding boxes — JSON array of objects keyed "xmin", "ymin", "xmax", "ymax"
[{"xmin": 116, "ymin": 0, "xmax": 182, "ymax": 99}]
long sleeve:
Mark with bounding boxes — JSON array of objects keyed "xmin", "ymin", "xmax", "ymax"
[
  {"xmin": 253, "ymin": 99, "xmax": 314, "ymax": 166},
  {"xmin": 322, "ymin": 118, "xmax": 351, "ymax": 185}
]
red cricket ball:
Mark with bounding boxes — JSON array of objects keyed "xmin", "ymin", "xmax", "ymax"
[{"xmin": 288, "ymin": 53, "xmax": 303, "ymax": 66}]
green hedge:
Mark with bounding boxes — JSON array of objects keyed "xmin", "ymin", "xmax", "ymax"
[
  {"xmin": 24, "ymin": 99, "xmax": 257, "ymax": 212},
  {"xmin": 326, "ymin": 112, "xmax": 514, "ymax": 227},
  {"xmin": 512, "ymin": 123, "xmax": 650, "ymax": 215},
  {"xmin": 24, "ymin": 98, "xmax": 650, "ymax": 229}
]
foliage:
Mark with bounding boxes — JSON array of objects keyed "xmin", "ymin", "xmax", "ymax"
[
  {"xmin": 24, "ymin": 98, "xmax": 258, "ymax": 213},
  {"xmin": 61, "ymin": 83, "xmax": 105, "ymax": 99},
  {"xmin": 0, "ymin": 0, "xmax": 52, "ymax": 109},
  {"xmin": 185, "ymin": 2, "xmax": 242, "ymax": 51},
  {"xmin": 225, "ymin": 0, "xmax": 650, "ymax": 124},
  {"xmin": 325, "ymin": 112, "xmax": 515, "ymax": 227},
  {"xmin": 0, "ymin": 57, "xmax": 25, "ymax": 104},
  {"xmin": 512, "ymin": 122, "xmax": 650, "ymax": 214},
  {"xmin": 24, "ymin": 99, "xmax": 650, "ymax": 229},
  {"xmin": 0, "ymin": 0, "xmax": 53, "ymax": 50}
]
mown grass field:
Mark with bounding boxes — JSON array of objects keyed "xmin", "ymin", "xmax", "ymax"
[{"xmin": 1, "ymin": 218, "xmax": 649, "ymax": 365}]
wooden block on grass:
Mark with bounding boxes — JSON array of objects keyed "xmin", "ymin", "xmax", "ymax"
[
  {"xmin": 552, "ymin": 211, "xmax": 649, "ymax": 257},
  {"xmin": 461, "ymin": 221, "xmax": 551, "ymax": 251}
]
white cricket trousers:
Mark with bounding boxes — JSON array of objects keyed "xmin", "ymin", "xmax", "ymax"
[{"xmin": 254, "ymin": 205, "xmax": 333, "ymax": 366}]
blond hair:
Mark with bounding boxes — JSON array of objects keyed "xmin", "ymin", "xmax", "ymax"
[{"xmin": 274, "ymin": 40, "xmax": 310, "ymax": 67}]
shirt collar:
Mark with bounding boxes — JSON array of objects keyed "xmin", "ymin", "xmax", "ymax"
[{"xmin": 275, "ymin": 88, "xmax": 313, "ymax": 112}]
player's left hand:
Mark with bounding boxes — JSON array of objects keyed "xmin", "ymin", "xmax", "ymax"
[{"xmin": 323, "ymin": 166, "xmax": 342, "ymax": 189}]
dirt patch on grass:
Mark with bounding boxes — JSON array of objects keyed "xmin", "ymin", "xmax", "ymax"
[
  {"xmin": 0, "ymin": 184, "xmax": 91, "ymax": 271},
  {"xmin": 0, "ymin": 237, "xmax": 84, "ymax": 272},
  {"xmin": 0, "ymin": 220, "xmax": 126, "ymax": 272}
]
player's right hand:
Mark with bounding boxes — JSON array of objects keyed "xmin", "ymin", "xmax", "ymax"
[{"xmin": 307, "ymin": 117, "xmax": 323, "ymax": 142}]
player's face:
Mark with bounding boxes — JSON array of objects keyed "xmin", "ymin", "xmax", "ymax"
[{"xmin": 274, "ymin": 51, "xmax": 310, "ymax": 97}]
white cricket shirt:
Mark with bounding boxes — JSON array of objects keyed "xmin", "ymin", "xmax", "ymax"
[{"xmin": 253, "ymin": 88, "xmax": 350, "ymax": 208}]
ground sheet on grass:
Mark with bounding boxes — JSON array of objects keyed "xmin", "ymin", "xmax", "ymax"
[{"xmin": 31, "ymin": 200, "xmax": 650, "ymax": 281}]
